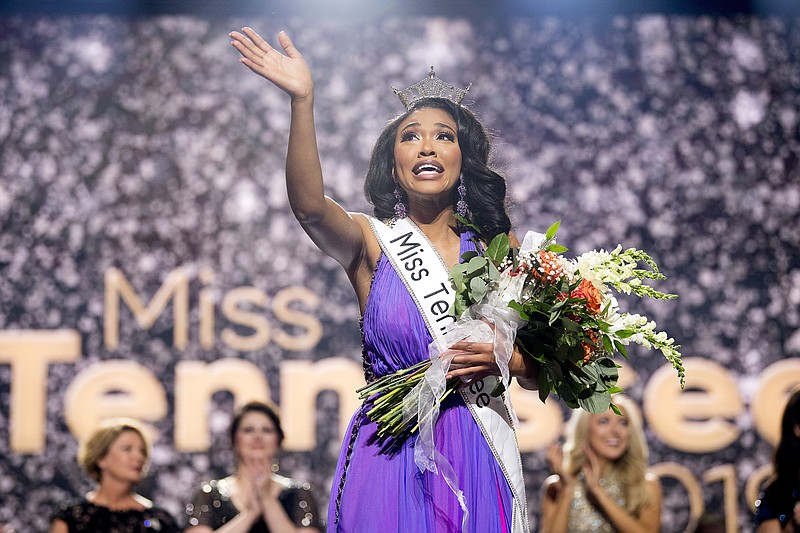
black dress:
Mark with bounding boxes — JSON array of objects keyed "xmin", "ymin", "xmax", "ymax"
[
  {"xmin": 186, "ymin": 475, "xmax": 322, "ymax": 532},
  {"xmin": 753, "ymin": 484, "xmax": 800, "ymax": 529},
  {"xmin": 52, "ymin": 499, "xmax": 181, "ymax": 533}
]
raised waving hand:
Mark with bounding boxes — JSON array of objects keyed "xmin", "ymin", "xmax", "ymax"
[
  {"xmin": 228, "ymin": 26, "xmax": 367, "ymax": 283},
  {"xmin": 230, "ymin": 27, "xmax": 313, "ymax": 103}
]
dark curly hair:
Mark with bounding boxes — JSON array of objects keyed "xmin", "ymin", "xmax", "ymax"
[
  {"xmin": 364, "ymin": 98, "xmax": 511, "ymax": 241},
  {"xmin": 762, "ymin": 389, "xmax": 800, "ymax": 516}
]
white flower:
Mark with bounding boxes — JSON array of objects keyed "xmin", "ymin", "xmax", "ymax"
[{"xmin": 489, "ymin": 269, "xmax": 527, "ymax": 307}]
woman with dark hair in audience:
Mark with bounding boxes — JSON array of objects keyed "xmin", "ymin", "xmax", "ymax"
[
  {"xmin": 50, "ymin": 418, "xmax": 181, "ymax": 533},
  {"xmin": 540, "ymin": 395, "xmax": 662, "ymax": 533},
  {"xmin": 227, "ymin": 25, "xmax": 538, "ymax": 533},
  {"xmin": 185, "ymin": 401, "xmax": 321, "ymax": 533},
  {"xmin": 755, "ymin": 389, "xmax": 800, "ymax": 533}
]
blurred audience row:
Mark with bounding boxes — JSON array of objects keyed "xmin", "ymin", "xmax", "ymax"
[
  {"xmin": 42, "ymin": 389, "xmax": 800, "ymax": 532},
  {"xmin": 49, "ymin": 402, "xmax": 322, "ymax": 533}
]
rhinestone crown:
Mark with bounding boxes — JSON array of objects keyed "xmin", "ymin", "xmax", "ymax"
[{"xmin": 393, "ymin": 66, "xmax": 471, "ymax": 110}]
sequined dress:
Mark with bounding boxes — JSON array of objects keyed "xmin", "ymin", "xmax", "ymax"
[
  {"xmin": 186, "ymin": 475, "xmax": 321, "ymax": 532},
  {"xmin": 567, "ymin": 473, "xmax": 626, "ymax": 533},
  {"xmin": 51, "ymin": 499, "xmax": 181, "ymax": 533},
  {"xmin": 327, "ymin": 229, "xmax": 518, "ymax": 533}
]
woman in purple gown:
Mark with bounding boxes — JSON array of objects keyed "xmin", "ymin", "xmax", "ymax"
[{"xmin": 230, "ymin": 27, "xmax": 538, "ymax": 533}]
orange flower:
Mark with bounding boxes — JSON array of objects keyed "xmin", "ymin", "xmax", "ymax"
[
  {"xmin": 534, "ymin": 250, "xmax": 566, "ymax": 284},
  {"xmin": 582, "ymin": 330, "xmax": 599, "ymax": 362},
  {"xmin": 571, "ymin": 278, "xmax": 603, "ymax": 315}
]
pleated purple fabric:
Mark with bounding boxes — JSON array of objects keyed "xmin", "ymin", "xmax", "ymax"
[{"xmin": 327, "ymin": 230, "xmax": 513, "ymax": 533}]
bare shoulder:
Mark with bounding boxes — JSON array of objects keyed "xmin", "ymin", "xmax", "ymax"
[{"xmin": 508, "ymin": 230, "xmax": 521, "ymax": 248}]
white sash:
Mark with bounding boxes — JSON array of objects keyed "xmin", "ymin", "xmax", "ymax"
[{"xmin": 368, "ymin": 216, "xmax": 528, "ymax": 533}]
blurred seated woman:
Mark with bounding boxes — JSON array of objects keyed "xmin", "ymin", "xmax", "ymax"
[
  {"xmin": 754, "ymin": 388, "xmax": 800, "ymax": 533},
  {"xmin": 540, "ymin": 395, "xmax": 662, "ymax": 533},
  {"xmin": 185, "ymin": 401, "xmax": 321, "ymax": 533},
  {"xmin": 50, "ymin": 417, "xmax": 181, "ymax": 533}
]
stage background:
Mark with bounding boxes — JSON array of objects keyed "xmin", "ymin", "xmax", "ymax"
[{"xmin": 1, "ymin": 2, "xmax": 799, "ymax": 531}]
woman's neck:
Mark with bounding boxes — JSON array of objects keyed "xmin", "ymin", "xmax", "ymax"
[
  {"xmin": 407, "ymin": 194, "xmax": 455, "ymax": 224},
  {"xmin": 408, "ymin": 208, "xmax": 456, "ymax": 234},
  {"xmin": 235, "ymin": 458, "xmax": 275, "ymax": 477},
  {"xmin": 90, "ymin": 480, "xmax": 140, "ymax": 510}
]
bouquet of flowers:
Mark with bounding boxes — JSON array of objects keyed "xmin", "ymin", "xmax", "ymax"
[{"xmin": 358, "ymin": 220, "xmax": 685, "ymax": 442}]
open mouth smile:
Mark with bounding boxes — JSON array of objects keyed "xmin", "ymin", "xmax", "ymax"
[{"xmin": 412, "ymin": 160, "xmax": 444, "ymax": 176}]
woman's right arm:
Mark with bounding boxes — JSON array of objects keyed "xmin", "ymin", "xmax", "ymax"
[{"xmin": 230, "ymin": 28, "xmax": 366, "ymax": 272}]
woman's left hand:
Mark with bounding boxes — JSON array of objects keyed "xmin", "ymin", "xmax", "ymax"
[
  {"xmin": 256, "ymin": 474, "xmax": 282, "ymax": 502},
  {"xmin": 446, "ymin": 340, "xmax": 537, "ymax": 384},
  {"xmin": 445, "ymin": 341, "xmax": 498, "ymax": 383}
]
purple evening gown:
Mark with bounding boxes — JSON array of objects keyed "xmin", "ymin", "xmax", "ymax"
[{"xmin": 327, "ymin": 230, "xmax": 514, "ymax": 533}]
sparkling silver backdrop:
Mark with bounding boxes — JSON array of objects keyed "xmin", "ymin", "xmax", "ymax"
[{"xmin": 1, "ymin": 11, "xmax": 799, "ymax": 533}]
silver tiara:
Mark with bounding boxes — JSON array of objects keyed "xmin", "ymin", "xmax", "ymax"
[{"xmin": 392, "ymin": 66, "xmax": 471, "ymax": 110}]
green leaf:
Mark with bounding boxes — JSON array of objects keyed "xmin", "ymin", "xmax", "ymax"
[
  {"xmin": 557, "ymin": 382, "xmax": 578, "ymax": 404},
  {"xmin": 459, "ymin": 250, "xmax": 479, "ymax": 262},
  {"xmin": 546, "ymin": 244, "xmax": 569, "ymax": 253},
  {"xmin": 485, "ymin": 233, "xmax": 510, "ymax": 263},
  {"xmin": 561, "ymin": 317, "xmax": 582, "ymax": 332},
  {"xmin": 543, "ymin": 358, "xmax": 565, "ymax": 381},
  {"xmin": 599, "ymin": 371, "xmax": 619, "ymax": 387},
  {"xmin": 564, "ymin": 374, "xmax": 588, "ymax": 395},
  {"xmin": 454, "ymin": 213, "xmax": 481, "ymax": 234},
  {"xmin": 537, "ymin": 370, "xmax": 551, "ymax": 403},
  {"xmin": 581, "ymin": 364, "xmax": 600, "ymax": 381},
  {"xmin": 507, "ymin": 301, "xmax": 530, "ymax": 320},
  {"xmin": 602, "ymin": 335, "xmax": 614, "ymax": 354},
  {"xmin": 451, "ymin": 269, "xmax": 464, "ymax": 290},
  {"xmin": 487, "ymin": 260, "xmax": 501, "ymax": 281},
  {"xmin": 578, "ymin": 391, "xmax": 612, "ymax": 414},
  {"xmin": 467, "ymin": 256, "xmax": 487, "ymax": 275},
  {"xmin": 545, "ymin": 220, "xmax": 561, "ymax": 241},
  {"xmin": 613, "ymin": 341, "xmax": 628, "ymax": 358},
  {"xmin": 549, "ymin": 301, "xmax": 568, "ymax": 324},
  {"xmin": 469, "ymin": 277, "xmax": 487, "ymax": 302},
  {"xmin": 596, "ymin": 356, "xmax": 618, "ymax": 369},
  {"xmin": 451, "ymin": 296, "xmax": 466, "ymax": 317},
  {"xmin": 509, "ymin": 247, "xmax": 520, "ymax": 270}
]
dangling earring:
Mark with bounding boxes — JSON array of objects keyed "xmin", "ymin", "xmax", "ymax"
[
  {"xmin": 394, "ymin": 181, "xmax": 407, "ymax": 219},
  {"xmin": 456, "ymin": 175, "xmax": 469, "ymax": 218}
]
